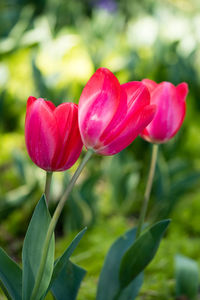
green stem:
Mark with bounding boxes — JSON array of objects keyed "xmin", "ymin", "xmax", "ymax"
[
  {"xmin": 136, "ymin": 144, "xmax": 159, "ymax": 238},
  {"xmin": 44, "ymin": 171, "xmax": 53, "ymax": 204},
  {"xmin": 30, "ymin": 149, "xmax": 94, "ymax": 300}
]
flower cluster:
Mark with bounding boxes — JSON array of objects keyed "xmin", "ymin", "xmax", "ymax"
[{"xmin": 25, "ymin": 68, "xmax": 188, "ymax": 171}]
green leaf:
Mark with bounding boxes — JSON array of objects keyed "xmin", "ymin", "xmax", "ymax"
[
  {"xmin": 22, "ymin": 194, "xmax": 55, "ymax": 300},
  {"xmin": 119, "ymin": 219, "xmax": 170, "ymax": 289},
  {"xmin": 51, "ymin": 260, "xmax": 86, "ymax": 300},
  {"xmin": 42, "ymin": 228, "xmax": 87, "ymax": 299},
  {"xmin": 117, "ymin": 277, "xmax": 143, "ymax": 300},
  {"xmin": 96, "ymin": 227, "xmax": 143, "ymax": 300},
  {"xmin": 51, "ymin": 227, "xmax": 87, "ymax": 287},
  {"xmin": 0, "ymin": 248, "xmax": 22, "ymax": 300},
  {"xmin": 175, "ymin": 254, "xmax": 199, "ymax": 300}
]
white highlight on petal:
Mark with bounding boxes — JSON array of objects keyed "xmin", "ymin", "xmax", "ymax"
[{"xmin": 90, "ymin": 114, "xmax": 100, "ymax": 121}]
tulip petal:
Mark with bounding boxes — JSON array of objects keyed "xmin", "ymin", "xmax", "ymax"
[
  {"xmin": 78, "ymin": 68, "xmax": 121, "ymax": 148},
  {"xmin": 45, "ymin": 100, "xmax": 56, "ymax": 111},
  {"xmin": 143, "ymin": 82, "xmax": 186, "ymax": 143},
  {"xmin": 26, "ymin": 96, "xmax": 37, "ymax": 115},
  {"xmin": 98, "ymin": 105, "xmax": 156, "ymax": 155},
  {"xmin": 98, "ymin": 82, "xmax": 151, "ymax": 148},
  {"xmin": 176, "ymin": 82, "xmax": 188, "ymax": 100},
  {"xmin": 52, "ymin": 103, "xmax": 83, "ymax": 171},
  {"xmin": 25, "ymin": 99, "xmax": 58, "ymax": 171},
  {"xmin": 96, "ymin": 86, "xmax": 127, "ymax": 148},
  {"xmin": 123, "ymin": 81, "xmax": 150, "ymax": 108},
  {"xmin": 142, "ymin": 79, "xmax": 158, "ymax": 93}
]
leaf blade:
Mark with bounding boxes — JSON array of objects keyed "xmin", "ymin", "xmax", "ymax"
[
  {"xmin": 22, "ymin": 194, "xmax": 55, "ymax": 300},
  {"xmin": 48, "ymin": 227, "xmax": 87, "ymax": 293},
  {"xmin": 96, "ymin": 227, "xmax": 143, "ymax": 300},
  {"xmin": 119, "ymin": 219, "xmax": 170, "ymax": 289},
  {"xmin": 0, "ymin": 247, "xmax": 22, "ymax": 300},
  {"xmin": 51, "ymin": 260, "xmax": 86, "ymax": 300}
]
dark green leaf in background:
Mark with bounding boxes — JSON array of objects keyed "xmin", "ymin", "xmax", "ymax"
[
  {"xmin": 22, "ymin": 194, "xmax": 55, "ymax": 300},
  {"xmin": 175, "ymin": 254, "xmax": 199, "ymax": 300},
  {"xmin": 0, "ymin": 247, "xmax": 22, "ymax": 300},
  {"xmin": 96, "ymin": 227, "xmax": 143, "ymax": 300},
  {"xmin": 119, "ymin": 219, "xmax": 170, "ymax": 289}
]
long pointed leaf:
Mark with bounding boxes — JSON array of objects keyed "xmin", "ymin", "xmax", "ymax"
[
  {"xmin": 22, "ymin": 195, "xmax": 55, "ymax": 300},
  {"xmin": 0, "ymin": 248, "xmax": 22, "ymax": 300},
  {"xmin": 51, "ymin": 260, "xmax": 86, "ymax": 300},
  {"xmin": 119, "ymin": 219, "xmax": 170, "ymax": 289},
  {"xmin": 48, "ymin": 227, "xmax": 87, "ymax": 292},
  {"xmin": 96, "ymin": 227, "xmax": 143, "ymax": 300},
  {"xmin": 39, "ymin": 227, "xmax": 87, "ymax": 300}
]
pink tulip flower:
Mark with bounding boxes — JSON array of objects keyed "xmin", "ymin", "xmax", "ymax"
[
  {"xmin": 141, "ymin": 79, "xmax": 188, "ymax": 143},
  {"xmin": 25, "ymin": 97, "xmax": 83, "ymax": 171},
  {"xmin": 78, "ymin": 68, "xmax": 156, "ymax": 155}
]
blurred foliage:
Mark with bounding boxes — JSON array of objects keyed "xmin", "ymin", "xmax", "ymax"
[
  {"xmin": 175, "ymin": 254, "xmax": 199, "ymax": 300},
  {"xmin": 0, "ymin": 0, "xmax": 200, "ymax": 299}
]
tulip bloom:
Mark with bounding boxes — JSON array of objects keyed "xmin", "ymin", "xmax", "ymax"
[
  {"xmin": 78, "ymin": 68, "xmax": 156, "ymax": 155},
  {"xmin": 141, "ymin": 79, "xmax": 188, "ymax": 143},
  {"xmin": 25, "ymin": 97, "xmax": 83, "ymax": 171}
]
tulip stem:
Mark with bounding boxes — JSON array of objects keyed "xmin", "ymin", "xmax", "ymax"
[
  {"xmin": 30, "ymin": 149, "xmax": 94, "ymax": 300},
  {"xmin": 44, "ymin": 171, "xmax": 53, "ymax": 204},
  {"xmin": 136, "ymin": 144, "xmax": 159, "ymax": 238}
]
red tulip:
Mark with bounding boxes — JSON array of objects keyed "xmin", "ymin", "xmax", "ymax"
[
  {"xmin": 25, "ymin": 97, "xmax": 83, "ymax": 171},
  {"xmin": 141, "ymin": 79, "xmax": 188, "ymax": 143},
  {"xmin": 78, "ymin": 68, "xmax": 156, "ymax": 155}
]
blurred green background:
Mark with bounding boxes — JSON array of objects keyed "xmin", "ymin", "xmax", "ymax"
[{"xmin": 0, "ymin": 0, "xmax": 200, "ymax": 299}]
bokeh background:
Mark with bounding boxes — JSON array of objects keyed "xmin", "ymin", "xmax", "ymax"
[{"xmin": 0, "ymin": 0, "xmax": 200, "ymax": 299}]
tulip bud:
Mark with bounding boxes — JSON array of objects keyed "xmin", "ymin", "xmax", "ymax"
[
  {"xmin": 25, "ymin": 97, "xmax": 83, "ymax": 171},
  {"xmin": 141, "ymin": 79, "xmax": 188, "ymax": 143},
  {"xmin": 78, "ymin": 68, "xmax": 156, "ymax": 155}
]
